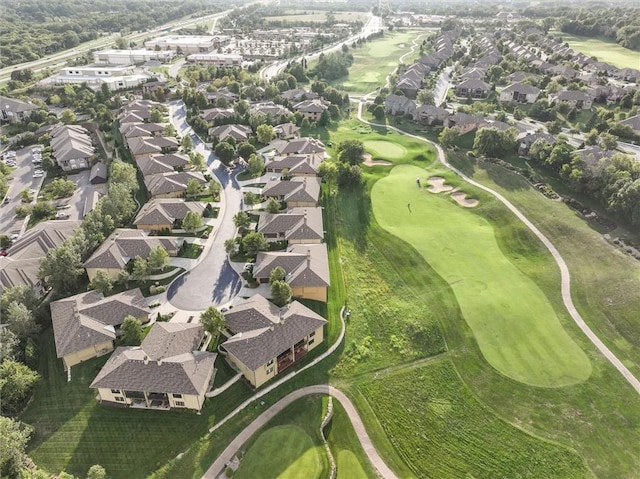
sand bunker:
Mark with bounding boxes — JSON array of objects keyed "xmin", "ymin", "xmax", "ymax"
[
  {"xmin": 451, "ymin": 191, "xmax": 479, "ymax": 208},
  {"xmin": 426, "ymin": 176, "xmax": 453, "ymax": 193},
  {"xmin": 362, "ymin": 153, "xmax": 392, "ymax": 166}
]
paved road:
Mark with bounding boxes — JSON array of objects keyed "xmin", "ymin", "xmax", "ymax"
[
  {"xmin": 165, "ymin": 100, "xmax": 243, "ymax": 310},
  {"xmin": 357, "ymin": 100, "xmax": 640, "ymax": 396},
  {"xmin": 202, "ymin": 385, "xmax": 398, "ymax": 479}
]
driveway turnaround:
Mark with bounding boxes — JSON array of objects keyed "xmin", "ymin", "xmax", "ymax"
[{"xmin": 202, "ymin": 385, "xmax": 398, "ymax": 479}]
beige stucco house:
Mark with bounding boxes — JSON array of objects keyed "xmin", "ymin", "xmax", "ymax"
[
  {"xmin": 91, "ymin": 322, "xmax": 216, "ymax": 411},
  {"xmin": 220, "ymin": 294, "xmax": 326, "ymax": 388},
  {"xmin": 51, "ymin": 288, "xmax": 151, "ymax": 370},
  {"xmin": 257, "ymin": 207, "xmax": 324, "ymax": 244}
]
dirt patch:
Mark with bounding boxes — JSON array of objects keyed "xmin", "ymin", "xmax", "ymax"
[
  {"xmin": 426, "ymin": 176, "xmax": 453, "ymax": 193},
  {"xmin": 362, "ymin": 153, "xmax": 392, "ymax": 166},
  {"xmin": 451, "ymin": 191, "xmax": 479, "ymax": 208}
]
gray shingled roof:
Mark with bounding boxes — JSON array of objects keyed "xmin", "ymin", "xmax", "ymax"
[
  {"xmin": 84, "ymin": 229, "xmax": 181, "ymax": 269},
  {"xmin": 90, "ymin": 322, "xmax": 215, "ymax": 395},
  {"xmin": 222, "ymin": 294, "xmax": 326, "ymax": 370},
  {"xmin": 51, "ymin": 288, "xmax": 150, "ymax": 358},
  {"xmin": 7, "ymin": 220, "xmax": 81, "ymax": 260},
  {"xmin": 0, "ymin": 95, "xmax": 38, "ymax": 113},
  {"xmin": 257, "ymin": 207, "xmax": 324, "ymax": 242},
  {"xmin": 134, "ymin": 199, "xmax": 205, "ymax": 227},
  {"xmin": 145, "ymin": 171, "xmax": 206, "ymax": 197},
  {"xmin": 262, "ymin": 177, "xmax": 321, "ymax": 205},
  {"xmin": 275, "ymin": 137, "xmax": 325, "ymax": 156},
  {"xmin": 253, "ymin": 243, "xmax": 329, "ymax": 287},
  {"xmin": 0, "ymin": 257, "xmax": 41, "ymax": 292}
]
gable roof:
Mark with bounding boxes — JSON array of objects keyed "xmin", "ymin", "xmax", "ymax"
[
  {"xmin": 293, "ymin": 99, "xmax": 329, "ymax": 114},
  {"xmin": 6, "ymin": 220, "xmax": 81, "ymax": 260},
  {"xmin": 262, "ymin": 177, "xmax": 321, "ymax": 204},
  {"xmin": 253, "ymin": 243, "xmax": 329, "ymax": 288},
  {"xmin": 274, "ymin": 137, "xmax": 325, "ymax": 156},
  {"xmin": 90, "ymin": 322, "xmax": 216, "ymax": 395},
  {"xmin": 134, "ymin": 199, "xmax": 205, "ymax": 227},
  {"xmin": 456, "ymin": 78, "xmax": 491, "ymax": 90},
  {"xmin": 84, "ymin": 229, "xmax": 181, "ymax": 269},
  {"xmin": 222, "ymin": 294, "xmax": 326, "ymax": 370},
  {"xmin": 0, "ymin": 95, "xmax": 38, "ymax": 113},
  {"xmin": 209, "ymin": 124, "xmax": 252, "ymax": 142},
  {"xmin": 0, "ymin": 257, "xmax": 41, "ymax": 292},
  {"xmin": 501, "ymin": 82, "xmax": 540, "ymax": 95},
  {"xmin": 274, "ymin": 122, "xmax": 300, "ymax": 138},
  {"xmin": 51, "ymin": 288, "xmax": 150, "ymax": 358},
  {"xmin": 145, "ymin": 171, "xmax": 206, "ymax": 197},
  {"xmin": 257, "ymin": 207, "xmax": 324, "ymax": 242}
]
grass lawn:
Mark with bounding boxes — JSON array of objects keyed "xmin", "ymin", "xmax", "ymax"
[
  {"xmin": 264, "ymin": 10, "xmax": 368, "ymax": 24},
  {"xmin": 178, "ymin": 242, "xmax": 202, "ymax": 259},
  {"xmin": 371, "ymin": 164, "xmax": 591, "ymax": 387},
  {"xmin": 363, "ymin": 140, "xmax": 407, "ymax": 160},
  {"xmin": 323, "ymin": 30, "xmax": 426, "ymax": 94},
  {"xmin": 356, "ymin": 360, "xmax": 589, "ymax": 479},
  {"xmin": 559, "ymin": 32, "xmax": 640, "ymax": 70}
]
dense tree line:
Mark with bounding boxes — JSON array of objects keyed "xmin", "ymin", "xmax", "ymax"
[{"xmin": 0, "ymin": 0, "xmax": 230, "ymax": 67}]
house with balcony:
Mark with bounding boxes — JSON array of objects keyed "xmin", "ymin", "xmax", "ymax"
[
  {"xmin": 293, "ymin": 99, "xmax": 330, "ymax": 122},
  {"xmin": 454, "ymin": 79, "xmax": 491, "ymax": 98},
  {"xmin": 90, "ymin": 322, "xmax": 216, "ymax": 411},
  {"xmin": 220, "ymin": 294, "xmax": 326, "ymax": 388},
  {"xmin": 499, "ymin": 82, "xmax": 541, "ymax": 103},
  {"xmin": 51, "ymin": 288, "xmax": 151, "ymax": 370},
  {"xmin": 252, "ymin": 243, "xmax": 330, "ymax": 302},
  {"xmin": 257, "ymin": 207, "xmax": 324, "ymax": 244},
  {"xmin": 552, "ymin": 90, "xmax": 592, "ymax": 110}
]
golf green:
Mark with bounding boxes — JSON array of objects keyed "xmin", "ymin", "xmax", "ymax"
[
  {"xmin": 371, "ymin": 165, "xmax": 592, "ymax": 387},
  {"xmin": 234, "ymin": 425, "xmax": 324, "ymax": 479},
  {"xmin": 336, "ymin": 451, "xmax": 368, "ymax": 479},
  {"xmin": 364, "ymin": 140, "xmax": 407, "ymax": 160}
]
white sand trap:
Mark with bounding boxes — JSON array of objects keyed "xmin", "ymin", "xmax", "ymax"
[
  {"xmin": 451, "ymin": 191, "xmax": 479, "ymax": 208},
  {"xmin": 362, "ymin": 153, "xmax": 392, "ymax": 167},
  {"xmin": 426, "ymin": 176, "xmax": 453, "ymax": 193}
]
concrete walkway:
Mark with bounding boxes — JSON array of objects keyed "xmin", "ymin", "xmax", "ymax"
[
  {"xmin": 202, "ymin": 385, "xmax": 398, "ymax": 479},
  {"xmin": 356, "ymin": 101, "xmax": 640, "ymax": 396}
]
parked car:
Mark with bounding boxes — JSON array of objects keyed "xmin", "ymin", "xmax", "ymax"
[
  {"xmin": 33, "ymin": 172, "xmax": 44, "ymax": 178},
  {"xmin": 2, "ymin": 197, "xmax": 10, "ymax": 204},
  {"xmin": 55, "ymin": 204, "xmax": 71, "ymax": 210},
  {"xmin": 10, "ymin": 233, "xmax": 19, "ymax": 241},
  {"xmin": 0, "ymin": 250, "xmax": 7, "ymax": 257},
  {"xmin": 55, "ymin": 211, "xmax": 70, "ymax": 219}
]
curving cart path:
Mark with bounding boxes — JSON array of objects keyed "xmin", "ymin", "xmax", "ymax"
[
  {"xmin": 202, "ymin": 385, "xmax": 398, "ymax": 479},
  {"xmin": 356, "ymin": 101, "xmax": 640, "ymax": 395}
]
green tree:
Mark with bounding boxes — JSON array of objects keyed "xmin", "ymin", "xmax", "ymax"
[
  {"xmin": 200, "ymin": 306, "xmax": 227, "ymax": 345},
  {"xmin": 473, "ymin": 127, "xmax": 516, "ymax": 157},
  {"xmin": 247, "ymin": 154, "xmax": 264, "ymax": 178},
  {"xmin": 60, "ymin": 108, "xmax": 76, "ymax": 125},
  {"xmin": 0, "ymin": 360, "xmax": 40, "ymax": 414},
  {"xmin": 48, "ymin": 178, "xmax": 77, "ymax": 198},
  {"xmin": 19, "ymin": 188, "xmax": 31, "ymax": 202},
  {"xmin": 372, "ymin": 104, "xmax": 385, "ymax": 121},
  {"xmin": 269, "ymin": 266, "xmax": 286, "ymax": 284},
  {"xmin": 270, "ymin": 280, "xmax": 292, "ymax": 307},
  {"xmin": 585, "ymin": 128, "xmax": 599, "ymax": 146},
  {"xmin": 131, "ymin": 256, "xmax": 148, "ymax": 282},
  {"xmin": 256, "ymin": 124, "xmax": 275, "ymax": 144},
  {"xmin": 102, "ymin": 183, "xmax": 137, "ymax": 226},
  {"xmin": 237, "ymin": 143, "xmax": 256, "ymax": 161},
  {"xmin": 215, "ymin": 141, "xmax": 235, "ymax": 166},
  {"xmin": 0, "ymin": 234, "xmax": 11, "ymax": 249},
  {"xmin": 208, "ymin": 180, "xmax": 221, "ymax": 199},
  {"xmin": 189, "ymin": 151, "xmax": 206, "ymax": 171},
  {"xmin": 5, "ymin": 302, "xmax": 39, "ymax": 340},
  {"xmin": 0, "ymin": 329, "xmax": 20, "ymax": 362},
  {"xmin": 0, "ymin": 416, "xmax": 33, "ymax": 477},
  {"xmin": 149, "ymin": 108, "xmax": 164, "ymax": 123},
  {"xmin": 337, "ymin": 139, "xmax": 365, "ymax": 165},
  {"xmin": 233, "ymin": 211, "xmax": 251, "ymax": 230},
  {"xmin": 242, "ymin": 231, "xmax": 269, "ymax": 255},
  {"xmin": 120, "ymin": 316, "xmax": 143, "ymax": 346},
  {"xmin": 224, "ymin": 238, "xmax": 238, "ymax": 255},
  {"xmin": 31, "ymin": 201, "xmax": 56, "ymax": 220},
  {"xmin": 438, "ymin": 127, "xmax": 459, "ymax": 149},
  {"xmin": 110, "ymin": 160, "xmax": 139, "ymax": 192},
  {"xmin": 147, "ymin": 246, "xmax": 169, "ymax": 272},
  {"xmin": 186, "ymin": 178, "xmax": 203, "ymax": 198},
  {"xmin": 163, "ymin": 124, "xmax": 177, "ymax": 137},
  {"xmin": 87, "ymin": 465, "xmax": 107, "ymax": 479},
  {"xmin": 182, "ymin": 210, "xmax": 203, "ymax": 234},
  {"xmin": 599, "ymin": 132, "xmax": 619, "ymax": 150},
  {"xmin": 0, "ymin": 285, "xmax": 39, "ymax": 316},
  {"xmin": 265, "ymin": 198, "xmax": 280, "ymax": 214},
  {"xmin": 90, "ymin": 270, "xmax": 113, "ymax": 295},
  {"xmin": 116, "ymin": 269, "xmax": 130, "ymax": 287},
  {"xmin": 181, "ymin": 135, "xmax": 193, "ymax": 152},
  {"xmin": 39, "ymin": 243, "xmax": 85, "ymax": 295},
  {"xmin": 318, "ymin": 161, "xmax": 338, "ymax": 194},
  {"xmin": 417, "ymin": 90, "xmax": 435, "ymax": 105}
]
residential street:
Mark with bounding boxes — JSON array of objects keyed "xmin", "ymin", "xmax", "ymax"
[{"xmin": 165, "ymin": 100, "xmax": 243, "ymax": 310}]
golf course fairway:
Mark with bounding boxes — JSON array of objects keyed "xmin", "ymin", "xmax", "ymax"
[
  {"xmin": 364, "ymin": 140, "xmax": 407, "ymax": 160},
  {"xmin": 372, "ymin": 164, "xmax": 592, "ymax": 387}
]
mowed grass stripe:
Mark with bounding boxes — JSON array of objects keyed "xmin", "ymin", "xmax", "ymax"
[
  {"xmin": 559, "ymin": 32, "xmax": 640, "ymax": 70},
  {"xmin": 235, "ymin": 425, "xmax": 324, "ymax": 479},
  {"xmin": 372, "ymin": 164, "xmax": 591, "ymax": 387}
]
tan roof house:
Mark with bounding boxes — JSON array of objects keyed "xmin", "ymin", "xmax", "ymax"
[
  {"xmin": 51, "ymin": 125, "xmax": 95, "ymax": 171},
  {"xmin": 455, "ymin": 79, "xmax": 491, "ymax": 98},
  {"xmin": 266, "ymin": 155, "xmax": 319, "ymax": 177},
  {"xmin": 220, "ymin": 294, "xmax": 326, "ymax": 388},
  {"xmin": 136, "ymin": 153, "xmax": 190, "ymax": 176},
  {"xmin": 84, "ymin": 228, "xmax": 182, "ymax": 281},
  {"xmin": 412, "ymin": 105, "xmax": 450, "ymax": 125},
  {"xmin": 201, "ymin": 107, "xmax": 235, "ymax": 122},
  {"xmin": 552, "ymin": 90, "xmax": 592, "ymax": 110},
  {"xmin": 499, "ymin": 82, "xmax": 541, "ymax": 103},
  {"xmin": 385, "ymin": 95, "xmax": 417, "ymax": 116},
  {"xmin": 262, "ymin": 177, "xmax": 321, "ymax": 208},
  {"xmin": 121, "ymin": 122, "xmax": 165, "ymax": 139},
  {"xmin": 127, "ymin": 136, "xmax": 179, "ymax": 161},
  {"xmin": 208, "ymin": 124, "xmax": 253, "ymax": 143},
  {"xmin": 91, "ymin": 322, "xmax": 216, "ymax": 411},
  {"xmin": 274, "ymin": 137, "xmax": 325, "ymax": 161},
  {"xmin": 274, "ymin": 122, "xmax": 300, "ymax": 140},
  {"xmin": 257, "ymin": 207, "xmax": 324, "ymax": 244},
  {"xmin": 51, "ymin": 288, "xmax": 151, "ymax": 370},
  {"xmin": 253, "ymin": 243, "xmax": 330, "ymax": 302},
  {"xmin": 134, "ymin": 199, "xmax": 205, "ymax": 232},
  {"xmin": 293, "ymin": 99, "xmax": 329, "ymax": 122},
  {"xmin": 444, "ymin": 113, "xmax": 487, "ymax": 135}
]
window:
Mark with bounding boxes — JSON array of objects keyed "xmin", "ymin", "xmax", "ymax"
[
  {"xmin": 266, "ymin": 367, "xmax": 274, "ymax": 375},
  {"xmin": 175, "ymin": 401, "xmax": 185, "ymax": 407},
  {"xmin": 115, "ymin": 397, "xmax": 125, "ymax": 402},
  {"xmin": 111, "ymin": 389, "xmax": 121, "ymax": 394},
  {"xmin": 173, "ymin": 393, "xmax": 182, "ymax": 399},
  {"xmin": 309, "ymin": 331, "xmax": 316, "ymax": 338},
  {"xmin": 309, "ymin": 339, "xmax": 315, "ymax": 346},
  {"xmin": 267, "ymin": 359, "xmax": 274, "ymax": 367}
]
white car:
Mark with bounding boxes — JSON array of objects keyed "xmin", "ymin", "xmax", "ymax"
[
  {"xmin": 3, "ymin": 151, "xmax": 16, "ymax": 159},
  {"xmin": 31, "ymin": 145, "xmax": 43, "ymax": 153},
  {"xmin": 55, "ymin": 211, "xmax": 70, "ymax": 219},
  {"xmin": 10, "ymin": 233, "xmax": 19, "ymax": 241},
  {"xmin": 33, "ymin": 172, "xmax": 44, "ymax": 178}
]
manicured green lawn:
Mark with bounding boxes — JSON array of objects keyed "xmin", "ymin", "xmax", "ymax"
[
  {"xmin": 371, "ymin": 164, "xmax": 591, "ymax": 387},
  {"xmin": 559, "ymin": 32, "xmax": 640, "ymax": 69},
  {"xmin": 235, "ymin": 425, "xmax": 323, "ymax": 479},
  {"xmin": 357, "ymin": 360, "xmax": 589, "ymax": 479},
  {"xmin": 323, "ymin": 30, "xmax": 427, "ymax": 93},
  {"xmin": 363, "ymin": 140, "xmax": 407, "ymax": 160}
]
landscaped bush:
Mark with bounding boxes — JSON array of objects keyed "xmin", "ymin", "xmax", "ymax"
[{"xmin": 149, "ymin": 285, "xmax": 166, "ymax": 295}]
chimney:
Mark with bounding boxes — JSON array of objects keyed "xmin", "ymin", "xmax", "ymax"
[
  {"xmin": 157, "ymin": 359, "xmax": 162, "ymax": 366},
  {"xmin": 307, "ymin": 248, "xmax": 311, "ymax": 267},
  {"xmin": 143, "ymin": 355, "xmax": 149, "ymax": 364}
]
